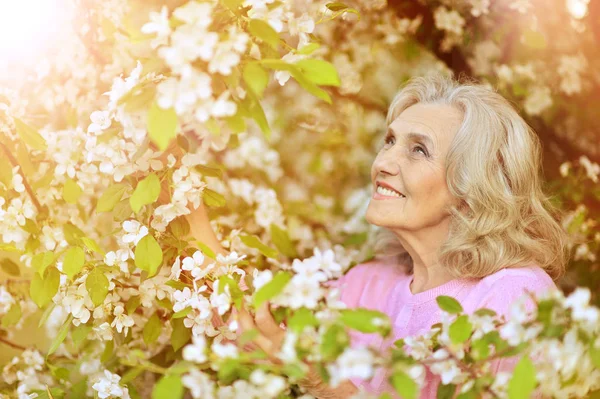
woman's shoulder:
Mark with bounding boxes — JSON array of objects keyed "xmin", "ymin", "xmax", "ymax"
[
  {"xmin": 479, "ymin": 263, "xmax": 556, "ymax": 291},
  {"xmin": 464, "ymin": 264, "xmax": 557, "ymax": 316}
]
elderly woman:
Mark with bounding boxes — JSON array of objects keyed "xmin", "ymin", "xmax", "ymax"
[{"xmin": 183, "ymin": 74, "xmax": 569, "ymax": 398}]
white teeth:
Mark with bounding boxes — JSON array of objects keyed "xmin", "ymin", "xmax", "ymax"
[{"xmin": 376, "ymin": 185, "xmax": 405, "ymax": 198}]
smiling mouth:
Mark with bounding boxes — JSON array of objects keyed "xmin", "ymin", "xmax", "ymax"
[{"xmin": 375, "ymin": 184, "xmax": 405, "ymax": 198}]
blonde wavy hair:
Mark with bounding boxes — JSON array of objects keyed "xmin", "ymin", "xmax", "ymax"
[{"xmin": 373, "ymin": 74, "xmax": 569, "ymax": 281}]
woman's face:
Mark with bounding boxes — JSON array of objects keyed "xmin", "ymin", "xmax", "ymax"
[{"xmin": 366, "ymin": 102, "xmax": 464, "ymax": 232}]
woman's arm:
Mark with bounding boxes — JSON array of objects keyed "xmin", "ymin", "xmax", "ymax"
[
  {"xmin": 182, "ymin": 200, "xmax": 229, "ymax": 265},
  {"xmin": 297, "ymin": 363, "xmax": 360, "ymax": 398}
]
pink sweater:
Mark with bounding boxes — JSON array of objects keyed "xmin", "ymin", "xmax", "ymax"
[{"xmin": 336, "ymin": 257, "xmax": 556, "ymax": 398}]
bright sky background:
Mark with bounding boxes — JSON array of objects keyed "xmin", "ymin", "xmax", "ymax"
[{"xmin": 0, "ymin": 0, "xmax": 70, "ymax": 64}]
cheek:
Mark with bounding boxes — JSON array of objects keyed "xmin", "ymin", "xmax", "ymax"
[{"xmin": 409, "ymin": 169, "xmax": 450, "ymax": 203}]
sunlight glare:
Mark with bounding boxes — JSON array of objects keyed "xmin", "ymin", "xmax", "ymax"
[
  {"xmin": 0, "ymin": 0, "xmax": 65, "ymax": 61},
  {"xmin": 566, "ymin": 0, "xmax": 589, "ymax": 19}
]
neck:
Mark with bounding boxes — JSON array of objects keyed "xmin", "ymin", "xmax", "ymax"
[{"xmin": 392, "ymin": 221, "xmax": 456, "ymax": 294}]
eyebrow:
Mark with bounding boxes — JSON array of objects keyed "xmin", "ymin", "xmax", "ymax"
[{"xmin": 388, "ymin": 128, "xmax": 434, "ymax": 147}]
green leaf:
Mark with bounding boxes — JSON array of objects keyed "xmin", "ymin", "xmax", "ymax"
[
  {"xmin": 165, "ymin": 280, "xmax": 188, "ymax": 290},
  {"xmin": 248, "ymin": 19, "xmax": 280, "ymax": 49},
  {"xmin": 589, "ymin": 345, "xmax": 600, "ymax": 368},
  {"xmin": 259, "ymin": 59, "xmax": 332, "ymax": 103},
  {"xmin": 81, "ymin": 237, "xmax": 105, "ymax": 256},
  {"xmin": 1, "ymin": 258, "xmax": 20, "ymax": 276},
  {"xmin": 194, "ymin": 164, "xmax": 223, "ymax": 178},
  {"xmin": 222, "ymin": 0, "xmax": 242, "ymax": 12},
  {"xmin": 118, "ymin": 81, "xmax": 157, "ymax": 113},
  {"xmin": 14, "ymin": 117, "xmax": 47, "ymax": 151},
  {"xmin": 97, "ymin": 183, "xmax": 127, "ymax": 212},
  {"xmin": 32, "ymin": 251, "xmax": 55, "ymax": 276},
  {"xmin": 63, "ymin": 247, "xmax": 85, "ymax": 280},
  {"xmin": 202, "ymin": 188, "xmax": 226, "ymax": 208},
  {"xmin": 62, "ymin": 178, "xmax": 83, "ymax": 204},
  {"xmin": 225, "ymin": 114, "xmax": 246, "ymax": 134},
  {"xmin": 326, "ymin": 2, "xmax": 348, "ymax": 11},
  {"xmin": 68, "ymin": 378, "xmax": 88, "ymax": 399},
  {"xmin": 253, "ymin": 271, "xmax": 292, "ymax": 309},
  {"xmin": 171, "ymin": 318, "xmax": 191, "ymax": 352},
  {"xmin": 38, "ymin": 303, "xmax": 56, "ymax": 328},
  {"xmin": 0, "ymin": 157, "xmax": 13, "ymax": 188},
  {"xmin": 270, "ymin": 223, "xmax": 298, "ymax": 258},
  {"xmin": 243, "ymin": 63, "xmax": 269, "ymax": 98},
  {"xmin": 101, "ymin": 339, "xmax": 114, "ymax": 363},
  {"xmin": 218, "ymin": 275, "xmax": 244, "ymax": 309},
  {"xmin": 148, "ymin": 101, "xmax": 178, "ymax": 151},
  {"xmin": 473, "ymin": 308, "xmax": 497, "ymax": 317},
  {"xmin": 168, "ymin": 216, "xmax": 190, "ymax": 238},
  {"xmin": 339, "ymin": 308, "xmax": 391, "ymax": 336},
  {"xmin": 436, "ymin": 295, "xmax": 463, "ymax": 314},
  {"xmin": 449, "ymin": 315, "xmax": 473, "ymax": 344},
  {"xmin": 86, "ymin": 267, "xmax": 109, "ymax": 307},
  {"xmin": 296, "ymin": 42, "xmax": 321, "ymax": 55},
  {"xmin": 195, "ymin": 241, "xmax": 216, "ymax": 259},
  {"xmin": 134, "ymin": 234, "xmax": 163, "ymax": 276},
  {"xmin": 437, "ymin": 383, "xmax": 457, "ymax": 399},
  {"xmin": 288, "ymin": 307, "xmax": 319, "ymax": 333},
  {"xmin": 143, "ymin": 313, "xmax": 162, "ymax": 345},
  {"xmin": 471, "ymin": 338, "xmax": 491, "ymax": 360},
  {"xmin": 522, "ymin": 29, "xmax": 546, "ymax": 49},
  {"xmin": 295, "ymin": 59, "xmax": 340, "ymax": 87},
  {"xmin": 507, "ymin": 356, "xmax": 537, "ymax": 399},
  {"xmin": 130, "ymin": 173, "xmax": 161, "ymax": 213},
  {"xmin": 390, "ymin": 370, "xmax": 418, "ymax": 399},
  {"xmin": 30, "ymin": 267, "xmax": 60, "ymax": 308},
  {"xmin": 1, "ymin": 302, "xmax": 21, "ymax": 327},
  {"xmin": 342, "ymin": 232, "xmax": 368, "ymax": 246},
  {"xmin": 48, "ymin": 315, "xmax": 73, "ymax": 356},
  {"xmin": 153, "ymin": 375, "xmax": 183, "ymax": 399},
  {"xmin": 126, "ymin": 296, "xmax": 141, "ymax": 314},
  {"xmin": 240, "ymin": 234, "xmax": 278, "ymax": 258},
  {"xmin": 172, "ymin": 307, "xmax": 192, "ymax": 319},
  {"xmin": 246, "ymin": 92, "xmax": 272, "ymax": 138},
  {"xmin": 72, "ymin": 324, "xmax": 92, "ymax": 348}
]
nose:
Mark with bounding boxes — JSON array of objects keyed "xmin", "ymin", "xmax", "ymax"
[{"xmin": 372, "ymin": 148, "xmax": 401, "ymax": 177}]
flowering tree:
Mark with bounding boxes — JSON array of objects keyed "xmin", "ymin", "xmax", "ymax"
[{"xmin": 0, "ymin": 0, "xmax": 599, "ymax": 398}]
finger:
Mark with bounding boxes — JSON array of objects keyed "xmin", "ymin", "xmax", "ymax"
[
  {"xmin": 237, "ymin": 306, "xmax": 256, "ymax": 333},
  {"xmin": 255, "ymin": 303, "xmax": 284, "ymax": 338}
]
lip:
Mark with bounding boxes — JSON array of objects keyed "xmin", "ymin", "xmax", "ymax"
[{"xmin": 375, "ymin": 180, "xmax": 405, "ymax": 197}]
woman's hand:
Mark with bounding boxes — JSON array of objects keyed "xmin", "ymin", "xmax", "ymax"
[
  {"xmin": 236, "ymin": 303, "xmax": 359, "ymax": 399},
  {"xmin": 237, "ymin": 302, "xmax": 286, "ymax": 362}
]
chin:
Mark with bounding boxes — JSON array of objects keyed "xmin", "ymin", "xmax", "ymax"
[{"xmin": 365, "ymin": 207, "xmax": 395, "ymax": 229}]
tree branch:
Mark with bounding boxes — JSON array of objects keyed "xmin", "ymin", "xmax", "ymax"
[
  {"xmin": 0, "ymin": 140, "xmax": 43, "ymax": 213},
  {"xmin": 0, "ymin": 336, "xmax": 27, "ymax": 351}
]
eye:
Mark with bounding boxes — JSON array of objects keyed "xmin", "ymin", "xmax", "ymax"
[
  {"xmin": 383, "ymin": 134, "xmax": 395, "ymax": 147},
  {"xmin": 412, "ymin": 144, "xmax": 428, "ymax": 156}
]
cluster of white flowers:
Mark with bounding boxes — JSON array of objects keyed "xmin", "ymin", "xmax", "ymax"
[
  {"xmin": 0, "ymin": 285, "xmax": 15, "ymax": 315},
  {"xmin": 103, "ymin": 220, "xmax": 148, "ymax": 273},
  {"xmin": 182, "ymin": 366, "xmax": 287, "ymax": 399},
  {"xmin": 1, "ymin": 349, "xmax": 53, "ymax": 398},
  {"xmin": 143, "ymin": 2, "xmax": 243, "ymax": 123},
  {"xmin": 152, "ymin": 151, "xmax": 210, "ymax": 232},
  {"xmin": 523, "ymin": 85, "xmax": 553, "ymax": 116},
  {"xmin": 271, "ymin": 248, "xmax": 342, "ymax": 310},
  {"xmin": 433, "ymin": 6, "xmax": 465, "ymax": 51},
  {"xmin": 0, "ymin": 196, "xmax": 35, "ymax": 249},
  {"xmin": 579, "ymin": 155, "xmax": 600, "ymax": 183},
  {"xmin": 92, "ymin": 369, "xmax": 131, "ymax": 399},
  {"xmin": 557, "ymin": 53, "xmax": 588, "ymax": 95},
  {"xmin": 327, "ymin": 347, "xmax": 375, "ymax": 388},
  {"xmin": 223, "ymin": 135, "xmax": 283, "ymax": 182}
]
